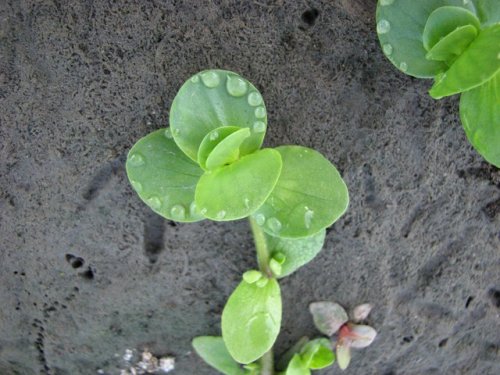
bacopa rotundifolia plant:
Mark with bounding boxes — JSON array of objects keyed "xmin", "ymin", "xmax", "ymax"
[{"xmin": 125, "ymin": 69, "xmax": 353, "ymax": 374}]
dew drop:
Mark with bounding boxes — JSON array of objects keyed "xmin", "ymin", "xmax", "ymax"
[
  {"xmin": 244, "ymin": 197, "xmax": 251, "ymax": 209},
  {"xmin": 497, "ymin": 52, "xmax": 500, "ymax": 60},
  {"xmin": 377, "ymin": 19, "xmax": 391, "ymax": 34},
  {"xmin": 382, "ymin": 44, "xmax": 393, "ymax": 56},
  {"xmin": 380, "ymin": 0, "xmax": 395, "ymax": 5},
  {"xmin": 164, "ymin": 128, "xmax": 173, "ymax": 139},
  {"xmin": 248, "ymin": 92, "xmax": 263, "ymax": 106},
  {"xmin": 146, "ymin": 196, "xmax": 162, "ymax": 210},
  {"xmin": 201, "ymin": 71, "xmax": 220, "ymax": 88},
  {"xmin": 170, "ymin": 204, "xmax": 186, "ymax": 220},
  {"xmin": 130, "ymin": 180, "xmax": 143, "ymax": 192},
  {"xmin": 226, "ymin": 75, "xmax": 248, "ymax": 97},
  {"xmin": 209, "ymin": 131, "xmax": 219, "ymax": 141},
  {"xmin": 128, "ymin": 153, "xmax": 145, "ymax": 167},
  {"xmin": 267, "ymin": 217, "xmax": 282, "ymax": 233},
  {"xmin": 253, "ymin": 121, "xmax": 266, "ymax": 133},
  {"xmin": 247, "ymin": 313, "xmax": 275, "ymax": 334},
  {"xmin": 463, "ymin": 0, "xmax": 469, "ymax": 5},
  {"xmin": 200, "ymin": 208, "xmax": 208, "ymax": 215},
  {"xmin": 190, "ymin": 75, "xmax": 199, "ymax": 83},
  {"xmin": 304, "ymin": 207, "xmax": 314, "ymax": 229},
  {"xmin": 216, "ymin": 210, "xmax": 226, "ymax": 220},
  {"xmin": 255, "ymin": 213, "xmax": 266, "ymax": 226},
  {"xmin": 173, "ymin": 128, "xmax": 181, "ymax": 136},
  {"xmin": 255, "ymin": 106, "xmax": 266, "ymax": 119},
  {"xmin": 399, "ymin": 62, "xmax": 408, "ymax": 72},
  {"xmin": 189, "ymin": 201, "xmax": 198, "ymax": 216}
]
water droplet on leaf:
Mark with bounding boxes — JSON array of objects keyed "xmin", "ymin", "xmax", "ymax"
[
  {"xmin": 247, "ymin": 92, "xmax": 263, "ymax": 106},
  {"xmin": 216, "ymin": 210, "xmax": 226, "ymax": 220},
  {"xmin": 255, "ymin": 106, "xmax": 266, "ymax": 119},
  {"xmin": 226, "ymin": 75, "xmax": 248, "ymax": 97},
  {"xmin": 190, "ymin": 75, "xmax": 199, "ymax": 83},
  {"xmin": 164, "ymin": 128, "xmax": 173, "ymax": 139},
  {"xmin": 380, "ymin": 0, "xmax": 395, "ymax": 5},
  {"xmin": 304, "ymin": 207, "xmax": 314, "ymax": 229},
  {"xmin": 189, "ymin": 201, "xmax": 198, "ymax": 216},
  {"xmin": 146, "ymin": 196, "xmax": 162, "ymax": 210},
  {"xmin": 377, "ymin": 19, "xmax": 391, "ymax": 34},
  {"xmin": 254, "ymin": 213, "xmax": 266, "ymax": 226},
  {"xmin": 382, "ymin": 44, "xmax": 393, "ymax": 56},
  {"xmin": 209, "ymin": 131, "xmax": 219, "ymax": 141},
  {"xmin": 399, "ymin": 62, "xmax": 408, "ymax": 72},
  {"xmin": 170, "ymin": 204, "xmax": 186, "ymax": 220},
  {"xmin": 200, "ymin": 208, "xmax": 208, "ymax": 215},
  {"xmin": 130, "ymin": 180, "xmax": 143, "ymax": 192},
  {"xmin": 128, "ymin": 153, "xmax": 145, "ymax": 166},
  {"xmin": 253, "ymin": 121, "xmax": 266, "ymax": 133},
  {"xmin": 267, "ymin": 217, "xmax": 282, "ymax": 233},
  {"xmin": 201, "ymin": 71, "xmax": 220, "ymax": 88},
  {"xmin": 244, "ymin": 197, "xmax": 251, "ymax": 209}
]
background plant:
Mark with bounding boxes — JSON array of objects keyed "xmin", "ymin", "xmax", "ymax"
[
  {"xmin": 376, "ymin": 0, "xmax": 500, "ymax": 167},
  {"xmin": 126, "ymin": 70, "xmax": 350, "ymax": 374}
]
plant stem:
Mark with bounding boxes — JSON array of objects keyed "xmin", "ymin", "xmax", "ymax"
[
  {"xmin": 259, "ymin": 349, "xmax": 274, "ymax": 375},
  {"xmin": 248, "ymin": 216, "xmax": 272, "ymax": 277},
  {"xmin": 249, "ymin": 217, "xmax": 275, "ymax": 375}
]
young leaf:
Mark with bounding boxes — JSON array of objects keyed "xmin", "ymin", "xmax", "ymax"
[
  {"xmin": 285, "ymin": 355, "xmax": 310, "ymax": 375},
  {"xmin": 221, "ymin": 278, "xmax": 282, "ymax": 364},
  {"xmin": 429, "ymin": 24, "xmax": 500, "ymax": 99},
  {"xmin": 300, "ymin": 338, "xmax": 335, "ymax": 370},
  {"xmin": 170, "ymin": 70, "xmax": 267, "ymax": 162},
  {"xmin": 422, "ymin": 6, "xmax": 480, "ymax": 51},
  {"xmin": 253, "ymin": 146, "xmax": 348, "ymax": 238},
  {"xmin": 264, "ymin": 229, "xmax": 326, "ymax": 278},
  {"xmin": 336, "ymin": 343, "xmax": 351, "ymax": 370},
  {"xmin": 195, "ymin": 149, "xmax": 282, "ymax": 221},
  {"xmin": 198, "ymin": 126, "xmax": 242, "ymax": 170},
  {"xmin": 126, "ymin": 129, "xmax": 205, "ymax": 222},
  {"xmin": 425, "ymin": 25, "xmax": 478, "ymax": 64},
  {"xmin": 309, "ymin": 302, "xmax": 348, "ymax": 336},
  {"xmin": 205, "ymin": 128, "xmax": 251, "ymax": 170},
  {"xmin": 376, "ymin": 0, "xmax": 476, "ymax": 78},
  {"xmin": 192, "ymin": 336, "xmax": 248, "ymax": 375},
  {"xmin": 460, "ymin": 71, "xmax": 500, "ymax": 167},
  {"xmin": 345, "ymin": 324, "xmax": 377, "ymax": 349},
  {"xmin": 352, "ymin": 303, "xmax": 374, "ymax": 322},
  {"xmin": 276, "ymin": 337, "xmax": 310, "ymax": 371}
]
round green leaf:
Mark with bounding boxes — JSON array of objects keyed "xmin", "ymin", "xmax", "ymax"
[
  {"xmin": 252, "ymin": 146, "xmax": 349, "ymax": 238},
  {"xmin": 376, "ymin": 0, "xmax": 476, "ymax": 78},
  {"xmin": 429, "ymin": 24, "xmax": 500, "ymax": 98},
  {"xmin": 195, "ymin": 149, "xmax": 282, "ymax": 221},
  {"xmin": 265, "ymin": 229, "xmax": 326, "ymax": 278},
  {"xmin": 422, "ymin": 6, "xmax": 480, "ymax": 51},
  {"xmin": 221, "ymin": 278, "xmax": 282, "ymax": 364},
  {"xmin": 425, "ymin": 25, "xmax": 478, "ymax": 64},
  {"xmin": 460, "ymin": 71, "xmax": 500, "ymax": 167},
  {"xmin": 206, "ymin": 128, "xmax": 251, "ymax": 170},
  {"xmin": 192, "ymin": 336, "xmax": 248, "ymax": 375},
  {"xmin": 170, "ymin": 69, "xmax": 267, "ymax": 162},
  {"xmin": 300, "ymin": 339, "xmax": 335, "ymax": 370},
  {"xmin": 126, "ymin": 129, "xmax": 205, "ymax": 222},
  {"xmin": 198, "ymin": 126, "xmax": 241, "ymax": 169},
  {"xmin": 285, "ymin": 355, "xmax": 310, "ymax": 375}
]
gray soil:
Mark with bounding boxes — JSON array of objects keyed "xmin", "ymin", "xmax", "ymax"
[{"xmin": 1, "ymin": 1, "xmax": 499, "ymax": 374}]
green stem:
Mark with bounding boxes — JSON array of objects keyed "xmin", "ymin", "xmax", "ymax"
[
  {"xmin": 249, "ymin": 217, "xmax": 272, "ymax": 277},
  {"xmin": 249, "ymin": 218, "xmax": 275, "ymax": 375},
  {"xmin": 259, "ymin": 349, "xmax": 274, "ymax": 375}
]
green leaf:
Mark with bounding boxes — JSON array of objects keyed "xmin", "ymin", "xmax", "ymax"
[
  {"xmin": 252, "ymin": 146, "xmax": 348, "ymax": 238},
  {"xmin": 425, "ymin": 25, "xmax": 478, "ymax": 64},
  {"xmin": 285, "ymin": 355, "xmax": 310, "ymax": 375},
  {"xmin": 300, "ymin": 338, "xmax": 335, "ymax": 370},
  {"xmin": 422, "ymin": 6, "xmax": 480, "ymax": 51},
  {"xmin": 195, "ymin": 149, "xmax": 282, "ymax": 221},
  {"xmin": 192, "ymin": 336, "xmax": 248, "ymax": 375},
  {"xmin": 265, "ymin": 230, "xmax": 326, "ymax": 278},
  {"xmin": 170, "ymin": 69, "xmax": 267, "ymax": 162},
  {"xmin": 376, "ymin": 0, "xmax": 476, "ymax": 78},
  {"xmin": 198, "ymin": 126, "xmax": 242, "ymax": 170},
  {"xmin": 276, "ymin": 337, "xmax": 310, "ymax": 371},
  {"xmin": 473, "ymin": 0, "xmax": 500, "ymax": 27},
  {"xmin": 206, "ymin": 128, "xmax": 251, "ymax": 170},
  {"xmin": 460, "ymin": 71, "xmax": 500, "ymax": 167},
  {"xmin": 126, "ymin": 129, "xmax": 205, "ymax": 222},
  {"xmin": 429, "ymin": 24, "xmax": 500, "ymax": 98},
  {"xmin": 221, "ymin": 278, "xmax": 282, "ymax": 364}
]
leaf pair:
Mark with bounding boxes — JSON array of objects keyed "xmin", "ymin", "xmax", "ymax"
[
  {"xmin": 376, "ymin": 0, "xmax": 500, "ymax": 167},
  {"xmin": 126, "ymin": 69, "xmax": 349, "ymax": 231},
  {"xmin": 309, "ymin": 301, "xmax": 376, "ymax": 370}
]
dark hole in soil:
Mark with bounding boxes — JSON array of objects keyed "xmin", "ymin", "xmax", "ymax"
[
  {"xmin": 487, "ymin": 288, "xmax": 500, "ymax": 308},
  {"xmin": 301, "ymin": 8, "xmax": 319, "ymax": 26},
  {"xmin": 439, "ymin": 338, "xmax": 448, "ymax": 347},
  {"xmin": 465, "ymin": 296, "xmax": 474, "ymax": 308}
]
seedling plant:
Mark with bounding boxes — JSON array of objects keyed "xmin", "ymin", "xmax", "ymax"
[
  {"xmin": 126, "ymin": 69, "xmax": 351, "ymax": 374},
  {"xmin": 376, "ymin": 0, "xmax": 500, "ymax": 167}
]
